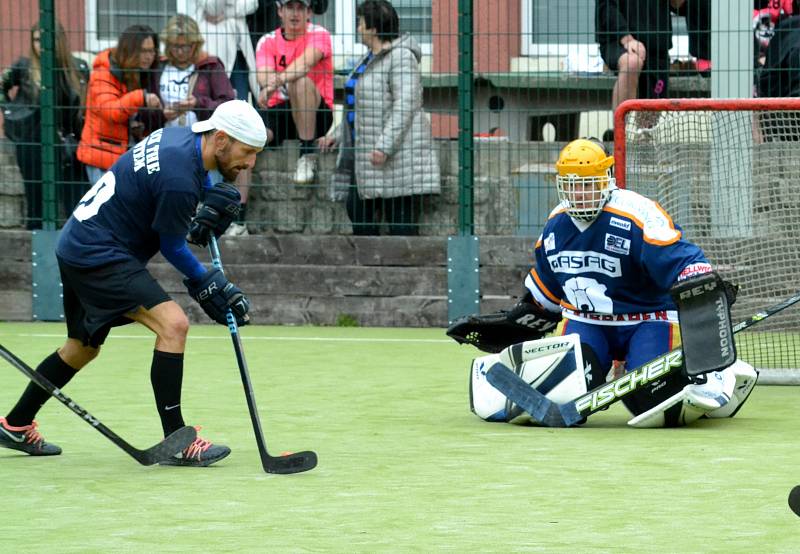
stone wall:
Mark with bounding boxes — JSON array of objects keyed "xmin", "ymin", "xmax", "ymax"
[
  {"xmin": 0, "ymin": 140, "xmax": 24, "ymax": 228},
  {"xmin": 245, "ymin": 139, "xmax": 561, "ymax": 236},
  {"xmin": 0, "ymin": 231, "xmax": 535, "ymax": 326}
]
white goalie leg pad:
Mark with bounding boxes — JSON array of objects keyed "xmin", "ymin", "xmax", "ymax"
[
  {"xmin": 683, "ymin": 369, "xmax": 735, "ymax": 412},
  {"xmin": 627, "ymin": 388, "xmax": 707, "ymax": 428},
  {"xmin": 470, "ymin": 334, "xmax": 587, "ymax": 423},
  {"xmin": 704, "ymin": 359, "xmax": 758, "ymax": 419},
  {"xmin": 470, "ymin": 353, "xmax": 510, "ymax": 422},
  {"xmin": 628, "ymin": 359, "xmax": 757, "ymax": 427}
]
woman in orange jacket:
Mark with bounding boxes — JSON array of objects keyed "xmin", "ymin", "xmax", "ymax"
[{"xmin": 77, "ymin": 24, "xmax": 163, "ymax": 184}]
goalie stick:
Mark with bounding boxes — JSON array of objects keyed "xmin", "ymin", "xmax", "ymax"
[
  {"xmin": 487, "ymin": 290, "xmax": 800, "ymax": 427},
  {"xmin": 208, "ymin": 236, "xmax": 317, "ymax": 475},
  {"xmin": 0, "ymin": 345, "xmax": 196, "ymax": 465}
]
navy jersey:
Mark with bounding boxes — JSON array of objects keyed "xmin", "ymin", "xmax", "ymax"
[
  {"xmin": 57, "ymin": 127, "xmax": 205, "ymax": 267},
  {"xmin": 525, "ymin": 188, "xmax": 711, "ymax": 326}
]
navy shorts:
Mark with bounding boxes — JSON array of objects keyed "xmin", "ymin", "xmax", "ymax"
[
  {"xmin": 560, "ymin": 318, "xmax": 688, "ymax": 417},
  {"xmin": 58, "ymin": 257, "xmax": 171, "ymax": 347}
]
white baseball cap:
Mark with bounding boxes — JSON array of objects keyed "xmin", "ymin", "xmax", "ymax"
[{"xmin": 192, "ymin": 100, "xmax": 267, "ymax": 148}]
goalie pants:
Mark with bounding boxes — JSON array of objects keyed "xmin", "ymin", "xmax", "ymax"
[
  {"xmin": 560, "ymin": 318, "xmax": 687, "ymax": 415},
  {"xmin": 560, "ymin": 318, "xmax": 679, "ymax": 371}
]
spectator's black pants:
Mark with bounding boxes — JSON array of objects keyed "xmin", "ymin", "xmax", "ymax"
[
  {"xmin": 345, "ymin": 188, "xmax": 420, "ymax": 236},
  {"xmin": 14, "ymin": 142, "xmax": 88, "ymax": 229}
]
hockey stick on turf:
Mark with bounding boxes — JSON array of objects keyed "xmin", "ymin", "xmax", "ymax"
[
  {"xmin": 208, "ymin": 236, "xmax": 317, "ymax": 474},
  {"xmin": 0, "ymin": 345, "xmax": 196, "ymax": 465},
  {"xmin": 487, "ymin": 290, "xmax": 800, "ymax": 427}
]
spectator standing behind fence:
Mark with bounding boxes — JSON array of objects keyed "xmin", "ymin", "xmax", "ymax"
[
  {"xmin": 194, "ymin": 1, "xmax": 260, "ymax": 236},
  {"xmin": 194, "ymin": 0, "xmax": 259, "ymax": 102},
  {"xmin": 77, "ymin": 24, "xmax": 163, "ymax": 185},
  {"xmin": 757, "ymin": 12, "xmax": 800, "ymax": 98},
  {"xmin": 319, "ymin": 0, "xmax": 440, "ymax": 236},
  {"xmin": 1, "ymin": 21, "xmax": 88, "ymax": 228},
  {"xmin": 255, "ymin": 0, "xmax": 334, "ymax": 185},
  {"xmin": 141, "ymin": 14, "xmax": 236, "ymax": 131},
  {"xmin": 596, "ymin": 0, "xmax": 673, "ymax": 112}
]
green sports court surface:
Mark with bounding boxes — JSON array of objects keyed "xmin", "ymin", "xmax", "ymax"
[{"xmin": 0, "ymin": 322, "xmax": 797, "ymax": 552}]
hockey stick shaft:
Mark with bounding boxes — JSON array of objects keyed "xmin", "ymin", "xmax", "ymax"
[
  {"xmin": 489, "ymin": 290, "xmax": 800, "ymax": 427},
  {"xmin": 208, "ymin": 236, "xmax": 317, "ymax": 474},
  {"xmin": 0, "ymin": 345, "xmax": 196, "ymax": 465}
]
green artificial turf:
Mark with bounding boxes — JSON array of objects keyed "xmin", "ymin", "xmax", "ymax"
[{"xmin": 0, "ymin": 322, "xmax": 797, "ymax": 553}]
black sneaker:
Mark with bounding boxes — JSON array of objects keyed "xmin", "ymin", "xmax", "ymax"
[
  {"xmin": 0, "ymin": 417, "xmax": 62, "ymax": 456},
  {"xmin": 158, "ymin": 426, "xmax": 230, "ymax": 467}
]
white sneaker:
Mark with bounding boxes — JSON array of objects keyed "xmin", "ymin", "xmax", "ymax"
[
  {"xmin": 293, "ymin": 154, "xmax": 317, "ymax": 184},
  {"xmin": 225, "ymin": 222, "xmax": 249, "ymax": 236}
]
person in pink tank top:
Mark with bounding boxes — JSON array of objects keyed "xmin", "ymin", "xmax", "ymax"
[{"xmin": 255, "ymin": 0, "xmax": 333, "ymax": 184}]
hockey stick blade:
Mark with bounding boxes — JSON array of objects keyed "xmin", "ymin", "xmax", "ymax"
[
  {"xmin": 0, "ymin": 344, "xmax": 196, "ymax": 465},
  {"xmin": 140, "ymin": 426, "xmax": 198, "ymax": 466},
  {"xmin": 485, "ymin": 363, "xmax": 580, "ymax": 427},
  {"xmin": 265, "ymin": 450, "xmax": 318, "ymax": 474}
]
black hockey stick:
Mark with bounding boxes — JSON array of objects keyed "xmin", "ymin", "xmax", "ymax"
[
  {"xmin": 487, "ymin": 290, "xmax": 800, "ymax": 427},
  {"xmin": 208, "ymin": 236, "xmax": 317, "ymax": 474},
  {"xmin": 0, "ymin": 345, "xmax": 196, "ymax": 465}
]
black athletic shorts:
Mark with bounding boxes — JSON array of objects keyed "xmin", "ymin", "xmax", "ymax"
[
  {"xmin": 58, "ymin": 257, "xmax": 171, "ymax": 347},
  {"xmin": 599, "ymin": 41, "xmax": 670, "ymax": 100},
  {"xmin": 260, "ymin": 98, "xmax": 333, "ymax": 147}
]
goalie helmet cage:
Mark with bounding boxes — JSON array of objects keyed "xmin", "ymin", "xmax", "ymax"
[{"xmin": 613, "ymin": 98, "xmax": 800, "ymax": 385}]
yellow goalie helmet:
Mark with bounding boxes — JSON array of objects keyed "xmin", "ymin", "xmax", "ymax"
[{"xmin": 555, "ymin": 138, "xmax": 616, "ymax": 222}]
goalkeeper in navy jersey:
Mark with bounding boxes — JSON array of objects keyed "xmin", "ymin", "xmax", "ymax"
[
  {"xmin": 526, "ymin": 137, "xmax": 711, "ymax": 384},
  {"xmin": 451, "ymin": 138, "xmax": 758, "ymax": 427},
  {"xmin": 0, "ymin": 100, "xmax": 265, "ymax": 465}
]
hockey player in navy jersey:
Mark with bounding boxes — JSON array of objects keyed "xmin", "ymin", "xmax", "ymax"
[
  {"xmin": 0, "ymin": 100, "xmax": 265, "ymax": 465},
  {"xmin": 452, "ymin": 138, "xmax": 758, "ymax": 427}
]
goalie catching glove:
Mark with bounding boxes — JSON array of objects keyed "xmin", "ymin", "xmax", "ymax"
[
  {"xmin": 187, "ymin": 183, "xmax": 241, "ymax": 247},
  {"xmin": 447, "ymin": 296, "xmax": 561, "ymax": 353},
  {"xmin": 185, "ymin": 268, "xmax": 250, "ymax": 326}
]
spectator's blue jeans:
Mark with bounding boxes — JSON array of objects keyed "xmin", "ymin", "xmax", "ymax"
[
  {"xmin": 86, "ymin": 165, "xmax": 105, "ymax": 185},
  {"xmin": 231, "ymin": 50, "xmax": 250, "ymax": 102}
]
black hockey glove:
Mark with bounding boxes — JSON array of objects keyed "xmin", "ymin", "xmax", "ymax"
[
  {"xmin": 446, "ymin": 298, "xmax": 561, "ymax": 353},
  {"xmin": 187, "ymin": 183, "xmax": 241, "ymax": 247},
  {"xmin": 185, "ymin": 268, "xmax": 250, "ymax": 326}
]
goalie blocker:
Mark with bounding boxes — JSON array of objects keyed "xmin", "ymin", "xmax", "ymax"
[{"xmin": 670, "ymin": 271, "xmax": 738, "ymax": 376}]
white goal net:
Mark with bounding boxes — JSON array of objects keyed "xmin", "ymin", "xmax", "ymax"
[{"xmin": 617, "ymin": 98, "xmax": 800, "ymax": 384}]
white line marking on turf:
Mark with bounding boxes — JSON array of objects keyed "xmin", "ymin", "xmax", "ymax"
[{"xmin": 5, "ymin": 333, "xmax": 452, "ymax": 344}]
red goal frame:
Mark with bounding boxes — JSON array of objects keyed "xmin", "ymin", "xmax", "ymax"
[{"xmin": 612, "ymin": 97, "xmax": 800, "ymax": 188}]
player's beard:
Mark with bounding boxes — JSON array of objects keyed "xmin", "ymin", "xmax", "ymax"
[{"xmin": 215, "ymin": 143, "xmax": 246, "ymax": 182}]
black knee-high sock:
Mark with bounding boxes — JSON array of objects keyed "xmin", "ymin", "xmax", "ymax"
[
  {"xmin": 150, "ymin": 350, "xmax": 186, "ymax": 436},
  {"xmin": 6, "ymin": 351, "xmax": 79, "ymax": 426}
]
